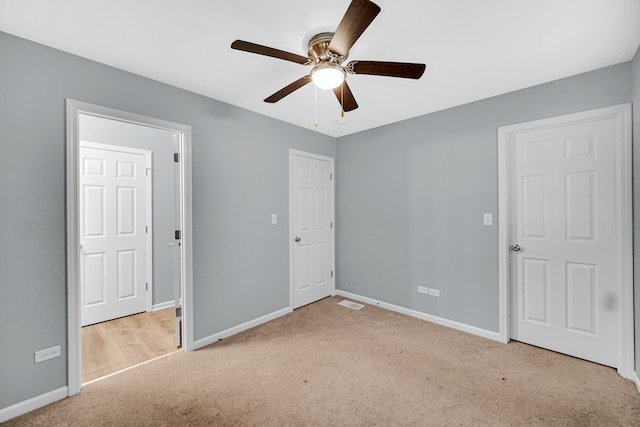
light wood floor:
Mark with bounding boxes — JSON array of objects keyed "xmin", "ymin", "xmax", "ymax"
[{"xmin": 82, "ymin": 308, "xmax": 177, "ymax": 383}]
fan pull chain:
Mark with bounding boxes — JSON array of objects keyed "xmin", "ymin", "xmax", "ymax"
[
  {"xmin": 314, "ymin": 86, "xmax": 319, "ymax": 127},
  {"xmin": 341, "ymin": 83, "xmax": 345, "ymax": 118}
]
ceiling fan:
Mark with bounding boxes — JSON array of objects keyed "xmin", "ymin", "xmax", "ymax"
[{"xmin": 231, "ymin": 0, "xmax": 426, "ymax": 113}]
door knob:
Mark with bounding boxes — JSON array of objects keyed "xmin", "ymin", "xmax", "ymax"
[
  {"xmin": 511, "ymin": 244, "xmax": 522, "ymax": 252},
  {"xmin": 294, "ymin": 237, "xmax": 301, "ymax": 243}
]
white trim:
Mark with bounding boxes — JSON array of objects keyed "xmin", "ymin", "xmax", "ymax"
[
  {"xmin": 145, "ymin": 149, "xmax": 153, "ymax": 312},
  {"xmin": 614, "ymin": 104, "xmax": 634, "ymax": 380},
  {"xmin": 79, "ymin": 141, "xmax": 151, "ymax": 155},
  {"xmin": 289, "ymin": 152, "xmax": 294, "ymax": 310},
  {"xmin": 289, "ymin": 149, "xmax": 336, "ymax": 310},
  {"xmin": 152, "ymin": 299, "xmax": 180, "ymax": 311},
  {"xmin": 192, "ymin": 307, "xmax": 292, "ymax": 350},
  {"xmin": 179, "ymin": 124, "xmax": 194, "ymax": 352},
  {"xmin": 78, "ymin": 141, "xmax": 154, "ymax": 314},
  {"xmin": 497, "ymin": 103, "xmax": 634, "ymax": 379},
  {"xmin": 289, "ymin": 148, "xmax": 335, "ymax": 163},
  {"xmin": 66, "ymin": 99, "xmax": 194, "ymax": 396},
  {"xmin": 633, "ymin": 372, "xmax": 640, "ymax": 395},
  {"xmin": 497, "ymin": 127, "xmax": 510, "ymax": 344},
  {"xmin": 0, "ymin": 387, "xmax": 68, "ymax": 423},
  {"xmin": 335, "ymin": 290, "xmax": 502, "ymax": 342}
]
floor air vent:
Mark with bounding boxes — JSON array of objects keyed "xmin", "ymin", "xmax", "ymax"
[{"xmin": 337, "ymin": 300, "xmax": 364, "ymax": 310}]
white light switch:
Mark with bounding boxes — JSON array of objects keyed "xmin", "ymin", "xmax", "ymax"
[
  {"xmin": 483, "ymin": 213, "xmax": 493, "ymax": 226},
  {"xmin": 271, "ymin": 214, "xmax": 278, "ymax": 225}
]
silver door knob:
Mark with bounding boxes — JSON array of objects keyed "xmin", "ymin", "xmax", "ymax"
[
  {"xmin": 511, "ymin": 244, "xmax": 522, "ymax": 252},
  {"xmin": 294, "ymin": 237, "xmax": 301, "ymax": 243}
]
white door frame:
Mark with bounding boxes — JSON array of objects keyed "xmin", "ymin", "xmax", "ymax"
[
  {"xmin": 66, "ymin": 99, "xmax": 194, "ymax": 396},
  {"xmin": 289, "ymin": 149, "xmax": 336, "ymax": 309},
  {"xmin": 497, "ymin": 103, "xmax": 633, "ymax": 379},
  {"xmin": 79, "ymin": 141, "xmax": 154, "ymax": 316}
]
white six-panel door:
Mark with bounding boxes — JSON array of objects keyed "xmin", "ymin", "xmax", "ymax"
[
  {"xmin": 510, "ymin": 116, "xmax": 619, "ymax": 367},
  {"xmin": 79, "ymin": 142, "xmax": 150, "ymax": 326},
  {"xmin": 291, "ymin": 151, "xmax": 335, "ymax": 309}
]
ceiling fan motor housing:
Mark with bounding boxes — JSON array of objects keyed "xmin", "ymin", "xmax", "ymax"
[{"xmin": 308, "ymin": 32, "xmax": 347, "ymax": 64}]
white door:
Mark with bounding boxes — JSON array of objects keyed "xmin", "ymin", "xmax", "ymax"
[
  {"xmin": 509, "ymin": 116, "xmax": 619, "ymax": 367},
  {"xmin": 79, "ymin": 142, "xmax": 151, "ymax": 326},
  {"xmin": 291, "ymin": 151, "xmax": 335, "ymax": 309}
]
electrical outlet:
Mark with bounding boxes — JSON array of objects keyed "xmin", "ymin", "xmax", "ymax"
[
  {"xmin": 35, "ymin": 345, "xmax": 61, "ymax": 363},
  {"xmin": 428, "ymin": 288, "xmax": 440, "ymax": 297},
  {"xmin": 418, "ymin": 286, "xmax": 429, "ymax": 294}
]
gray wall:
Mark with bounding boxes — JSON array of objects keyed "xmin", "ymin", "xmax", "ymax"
[
  {"xmin": 335, "ymin": 63, "xmax": 632, "ymax": 333},
  {"xmin": 632, "ymin": 45, "xmax": 640, "ymax": 380},
  {"xmin": 79, "ymin": 114, "xmax": 177, "ymax": 307},
  {"xmin": 0, "ymin": 32, "xmax": 335, "ymax": 409}
]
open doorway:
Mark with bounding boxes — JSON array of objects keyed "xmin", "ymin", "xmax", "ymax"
[
  {"xmin": 66, "ymin": 100, "xmax": 193, "ymax": 395},
  {"xmin": 78, "ymin": 117, "xmax": 175, "ymax": 383}
]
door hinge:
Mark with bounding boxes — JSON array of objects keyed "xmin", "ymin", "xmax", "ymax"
[
  {"xmin": 175, "ymin": 230, "xmax": 181, "ymax": 240},
  {"xmin": 330, "ymin": 173, "xmax": 333, "ymax": 180},
  {"xmin": 175, "ymin": 307, "xmax": 182, "ymax": 317},
  {"xmin": 146, "ymin": 168, "xmax": 149, "ymax": 176},
  {"xmin": 331, "ymin": 270, "xmax": 334, "ymax": 278},
  {"xmin": 331, "ymin": 222, "xmax": 333, "ymax": 229},
  {"xmin": 173, "ymin": 153, "xmax": 179, "ymax": 163},
  {"xmin": 145, "ymin": 282, "xmax": 148, "ymax": 291},
  {"xmin": 146, "ymin": 225, "xmax": 148, "ymax": 234}
]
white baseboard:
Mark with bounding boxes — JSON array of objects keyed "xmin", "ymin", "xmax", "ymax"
[
  {"xmin": 152, "ymin": 300, "xmax": 175, "ymax": 311},
  {"xmin": 335, "ymin": 290, "xmax": 502, "ymax": 342},
  {"xmin": 0, "ymin": 386, "xmax": 68, "ymax": 423},
  {"xmin": 634, "ymin": 372, "xmax": 640, "ymax": 395},
  {"xmin": 192, "ymin": 306, "xmax": 293, "ymax": 351}
]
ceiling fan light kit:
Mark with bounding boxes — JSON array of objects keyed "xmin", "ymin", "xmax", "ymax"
[
  {"xmin": 231, "ymin": 0, "xmax": 426, "ymax": 117},
  {"xmin": 311, "ymin": 62, "xmax": 346, "ymax": 89}
]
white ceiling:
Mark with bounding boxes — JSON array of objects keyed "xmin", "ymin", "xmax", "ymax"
[{"xmin": 1, "ymin": 0, "xmax": 639, "ymax": 137}]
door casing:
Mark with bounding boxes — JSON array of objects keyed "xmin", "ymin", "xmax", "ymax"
[
  {"xmin": 497, "ymin": 103, "xmax": 633, "ymax": 379},
  {"xmin": 66, "ymin": 99, "xmax": 194, "ymax": 395}
]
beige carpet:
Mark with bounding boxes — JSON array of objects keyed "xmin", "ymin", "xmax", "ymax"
[{"xmin": 5, "ymin": 296, "xmax": 640, "ymax": 426}]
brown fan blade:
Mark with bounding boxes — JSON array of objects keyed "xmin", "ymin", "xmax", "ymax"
[
  {"xmin": 264, "ymin": 76, "xmax": 312, "ymax": 103},
  {"xmin": 231, "ymin": 40, "xmax": 310, "ymax": 65},
  {"xmin": 347, "ymin": 61, "xmax": 426, "ymax": 79},
  {"xmin": 328, "ymin": 0, "xmax": 381, "ymax": 57},
  {"xmin": 332, "ymin": 81, "xmax": 359, "ymax": 112}
]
